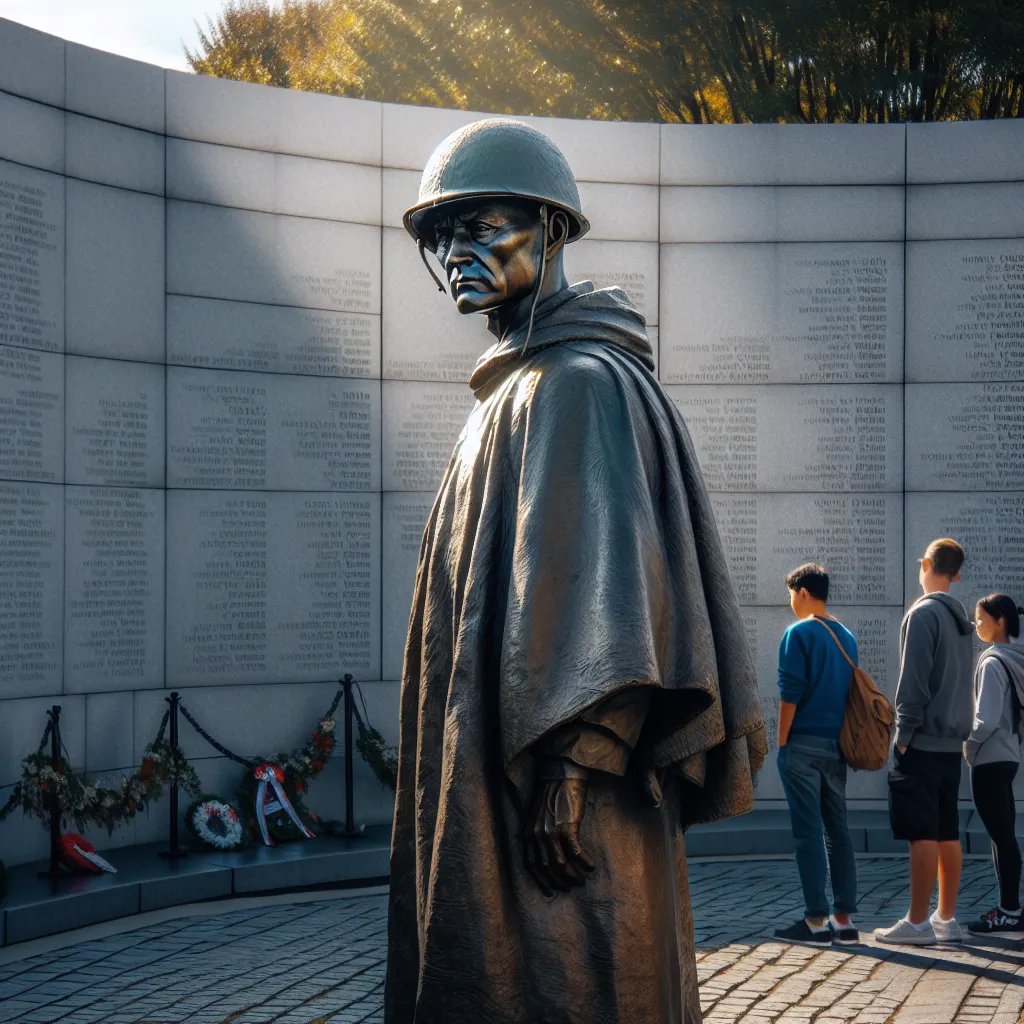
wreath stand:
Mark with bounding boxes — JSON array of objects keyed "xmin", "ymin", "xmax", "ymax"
[
  {"xmin": 337, "ymin": 675, "xmax": 364, "ymax": 839},
  {"xmin": 158, "ymin": 692, "xmax": 188, "ymax": 860},
  {"xmin": 37, "ymin": 705, "xmax": 63, "ymax": 879}
]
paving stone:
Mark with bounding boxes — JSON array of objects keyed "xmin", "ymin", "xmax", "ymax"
[{"xmin": 3, "ymin": 862, "xmax": 1024, "ymax": 1023}]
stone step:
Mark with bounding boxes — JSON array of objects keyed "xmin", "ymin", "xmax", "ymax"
[{"xmin": 0, "ymin": 826, "xmax": 391, "ymax": 946}]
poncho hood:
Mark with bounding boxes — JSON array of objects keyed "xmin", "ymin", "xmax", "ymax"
[{"xmin": 470, "ymin": 281, "xmax": 654, "ymax": 393}]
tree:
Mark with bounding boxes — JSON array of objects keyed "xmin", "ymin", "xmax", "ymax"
[{"xmin": 185, "ymin": 0, "xmax": 1024, "ymax": 121}]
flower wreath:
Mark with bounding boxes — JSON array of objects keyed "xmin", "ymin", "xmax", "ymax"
[
  {"xmin": 236, "ymin": 704, "xmax": 340, "ymax": 844},
  {"xmin": 0, "ymin": 712, "xmax": 202, "ymax": 835},
  {"xmin": 186, "ymin": 794, "xmax": 248, "ymax": 851}
]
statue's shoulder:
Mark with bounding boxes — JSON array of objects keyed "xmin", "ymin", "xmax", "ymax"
[{"xmin": 529, "ymin": 341, "xmax": 628, "ymax": 392}]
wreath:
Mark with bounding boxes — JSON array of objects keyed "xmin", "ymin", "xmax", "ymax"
[
  {"xmin": 0, "ymin": 712, "xmax": 202, "ymax": 835},
  {"xmin": 186, "ymin": 795, "xmax": 248, "ymax": 851},
  {"xmin": 235, "ymin": 698, "xmax": 342, "ymax": 844}
]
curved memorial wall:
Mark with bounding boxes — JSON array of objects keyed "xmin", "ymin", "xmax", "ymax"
[{"xmin": 1, "ymin": 16, "xmax": 1022, "ymax": 864}]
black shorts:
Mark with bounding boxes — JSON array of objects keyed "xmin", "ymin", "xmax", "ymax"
[{"xmin": 888, "ymin": 747, "xmax": 963, "ymax": 842}]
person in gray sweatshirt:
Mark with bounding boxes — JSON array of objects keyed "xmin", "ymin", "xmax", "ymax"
[
  {"xmin": 965, "ymin": 593, "xmax": 1024, "ymax": 934},
  {"xmin": 875, "ymin": 538, "xmax": 975, "ymax": 947}
]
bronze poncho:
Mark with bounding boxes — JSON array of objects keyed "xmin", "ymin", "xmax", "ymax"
[{"xmin": 385, "ymin": 282, "xmax": 766, "ymax": 1024}]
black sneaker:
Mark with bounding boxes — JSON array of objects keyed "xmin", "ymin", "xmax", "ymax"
[
  {"xmin": 967, "ymin": 907, "xmax": 1024, "ymax": 934},
  {"xmin": 830, "ymin": 917, "xmax": 860, "ymax": 946},
  {"xmin": 773, "ymin": 919, "xmax": 832, "ymax": 946}
]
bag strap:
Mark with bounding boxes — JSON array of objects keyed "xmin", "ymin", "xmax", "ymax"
[
  {"xmin": 812, "ymin": 616, "xmax": 857, "ymax": 671},
  {"xmin": 985, "ymin": 651, "xmax": 1022, "ymax": 731}
]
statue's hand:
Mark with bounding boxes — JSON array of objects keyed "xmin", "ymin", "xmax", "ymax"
[{"xmin": 525, "ymin": 775, "xmax": 595, "ymax": 896}]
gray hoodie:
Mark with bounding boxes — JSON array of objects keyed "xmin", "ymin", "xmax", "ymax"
[
  {"xmin": 894, "ymin": 592, "xmax": 975, "ymax": 751},
  {"xmin": 965, "ymin": 644, "xmax": 1024, "ymax": 767}
]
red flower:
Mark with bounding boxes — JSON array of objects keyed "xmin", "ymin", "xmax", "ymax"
[
  {"xmin": 312, "ymin": 760, "xmax": 325, "ymax": 773},
  {"xmin": 139, "ymin": 757, "xmax": 154, "ymax": 781}
]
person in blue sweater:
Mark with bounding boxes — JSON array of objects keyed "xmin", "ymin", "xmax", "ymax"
[{"xmin": 774, "ymin": 563, "xmax": 860, "ymax": 947}]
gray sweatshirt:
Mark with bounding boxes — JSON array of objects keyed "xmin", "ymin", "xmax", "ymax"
[
  {"xmin": 965, "ymin": 645, "xmax": 1024, "ymax": 767},
  {"xmin": 894, "ymin": 592, "xmax": 975, "ymax": 751}
]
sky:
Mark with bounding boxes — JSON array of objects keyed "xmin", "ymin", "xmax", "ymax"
[{"xmin": 0, "ymin": 0, "xmax": 236, "ymax": 71}]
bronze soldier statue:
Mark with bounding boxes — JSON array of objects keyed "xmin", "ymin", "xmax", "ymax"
[{"xmin": 385, "ymin": 119, "xmax": 766, "ymax": 1024}]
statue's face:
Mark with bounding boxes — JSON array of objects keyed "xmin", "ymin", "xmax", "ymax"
[{"xmin": 431, "ymin": 201, "xmax": 540, "ymax": 315}]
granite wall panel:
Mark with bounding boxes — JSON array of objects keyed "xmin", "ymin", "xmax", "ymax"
[
  {"xmin": 66, "ymin": 178, "xmax": 165, "ymax": 362},
  {"xmin": 382, "ymin": 381, "xmax": 475, "ymax": 492},
  {"xmin": 65, "ymin": 356, "xmax": 165, "ymax": 488},
  {"xmin": 0, "ymin": 481, "xmax": 63, "ymax": 698},
  {"xmin": 166, "ymin": 70, "xmax": 382, "ymax": 165},
  {"xmin": 65, "ymin": 42, "xmax": 165, "ymax": 134},
  {"xmin": 660, "ymin": 242, "xmax": 904, "ymax": 385},
  {"xmin": 0, "ymin": 90, "xmax": 64, "ymax": 174},
  {"xmin": 907, "ymin": 183, "xmax": 1024, "ymax": 241},
  {"xmin": 660, "ymin": 123, "xmax": 906, "ymax": 187},
  {"xmin": 906, "ymin": 239, "xmax": 1024, "ymax": 383},
  {"xmin": 166, "ymin": 138, "xmax": 381, "ymax": 225},
  {"xmin": 65, "ymin": 114, "xmax": 165, "ymax": 196},
  {"xmin": 0, "ymin": 159, "xmax": 65, "ymax": 354},
  {"xmin": 167, "ymin": 295, "xmax": 380, "ymax": 379},
  {"xmin": 167, "ymin": 201, "xmax": 380, "ymax": 314},
  {"xmin": 660, "ymin": 186, "xmax": 904, "ymax": 244},
  {"xmin": 167, "ymin": 367, "xmax": 381, "ymax": 492},
  {"xmin": 907, "ymin": 120, "xmax": 1024, "ymax": 185},
  {"xmin": 166, "ymin": 490, "xmax": 381, "ymax": 686},
  {"xmin": 85, "ymin": 691, "xmax": 135, "ymax": 773},
  {"xmin": 0, "ymin": 18, "xmax": 65, "ymax": 107},
  {"xmin": 64, "ymin": 486, "xmax": 164, "ymax": 693},
  {"xmin": 0, "ymin": 345, "xmax": 64, "ymax": 483},
  {"xmin": 666, "ymin": 384, "xmax": 903, "ymax": 493},
  {"xmin": 712, "ymin": 492, "xmax": 904, "ymax": 607},
  {"xmin": 906, "ymin": 383, "xmax": 1024, "ymax": 491}
]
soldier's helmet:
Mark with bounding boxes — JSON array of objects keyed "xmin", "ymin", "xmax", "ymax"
[{"xmin": 403, "ymin": 119, "xmax": 590, "ymax": 250}]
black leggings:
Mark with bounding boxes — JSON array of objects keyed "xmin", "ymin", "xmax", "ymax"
[{"xmin": 971, "ymin": 761, "xmax": 1022, "ymax": 911}]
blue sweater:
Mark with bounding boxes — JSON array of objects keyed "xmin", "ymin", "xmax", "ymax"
[{"xmin": 778, "ymin": 617, "xmax": 858, "ymax": 739}]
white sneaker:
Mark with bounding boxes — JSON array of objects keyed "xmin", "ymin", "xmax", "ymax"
[
  {"xmin": 874, "ymin": 917, "xmax": 937, "ymax": 945},
  {"xmin": 930, "ymin": 911, "xmax": 964, "ymax": 942}
]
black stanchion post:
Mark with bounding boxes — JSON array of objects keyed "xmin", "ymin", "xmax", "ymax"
[
  {"xmin": 343, "ymin": 674, "xmax": 356, "ymax": 835},
  {"xmin": 159, "ymin": 692, "xmax": 188, "ymax": 859},
  {"xmin": 38, "ymin": 705, "xmax": 62, "ymax": 879}
]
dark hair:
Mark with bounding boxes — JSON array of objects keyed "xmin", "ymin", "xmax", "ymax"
[
  {"xmin": 925, "ymin": 537, "xmax": 965, "ymax": 579},
  {"xmin": 786, "ymin": 563, "xmax": 829, "ymax": 602},
  {"xmin": 977, "ymin": 593, "xmax": 1024, "ymax": 640}
]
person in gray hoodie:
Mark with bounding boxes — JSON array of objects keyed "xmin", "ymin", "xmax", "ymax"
[
  {"xmin": 875, "ymin": 538, "xmax": 975, "ymax": 946},
  {"xmin": 965, "ymin": 593, "xmax": 1024, "ymax": 934}
]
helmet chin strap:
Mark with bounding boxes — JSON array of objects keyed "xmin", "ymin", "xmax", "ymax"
[
  {"xmin": 519, "ymin": 204, "xmax": 552, "ymax": 356},
  {"xmin": 418, "ymin": 238, "xmax": 447, "ymax": 293}
]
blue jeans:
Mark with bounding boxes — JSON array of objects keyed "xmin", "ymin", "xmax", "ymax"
[{"xmin": 777, "ymin": 735, "xmax": 858, "ymax": 918}]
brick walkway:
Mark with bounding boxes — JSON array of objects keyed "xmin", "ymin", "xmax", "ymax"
[{"xmin": 1, "ymin": 857, "xmax": 1023, "ymax": 1023}]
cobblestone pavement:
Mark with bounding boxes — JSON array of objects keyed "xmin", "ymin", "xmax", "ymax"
[{"xmin": 1, "ymin": 857, "xmax": 1023, "ymax": 1023}]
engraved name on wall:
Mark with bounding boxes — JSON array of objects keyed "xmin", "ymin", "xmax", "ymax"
[{"xmin": 0, "ymin": 160, "xmax": 64, "ymax": 354}]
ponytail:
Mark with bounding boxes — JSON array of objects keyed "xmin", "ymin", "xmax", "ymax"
[{"xmin": 978, "ymin": 593, "xmax": 1023, "ymax": 640}]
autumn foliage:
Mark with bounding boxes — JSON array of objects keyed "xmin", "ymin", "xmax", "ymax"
[{"xmin": 186, "ymin": 0, "xmax": 1024, "ymax": 122}]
